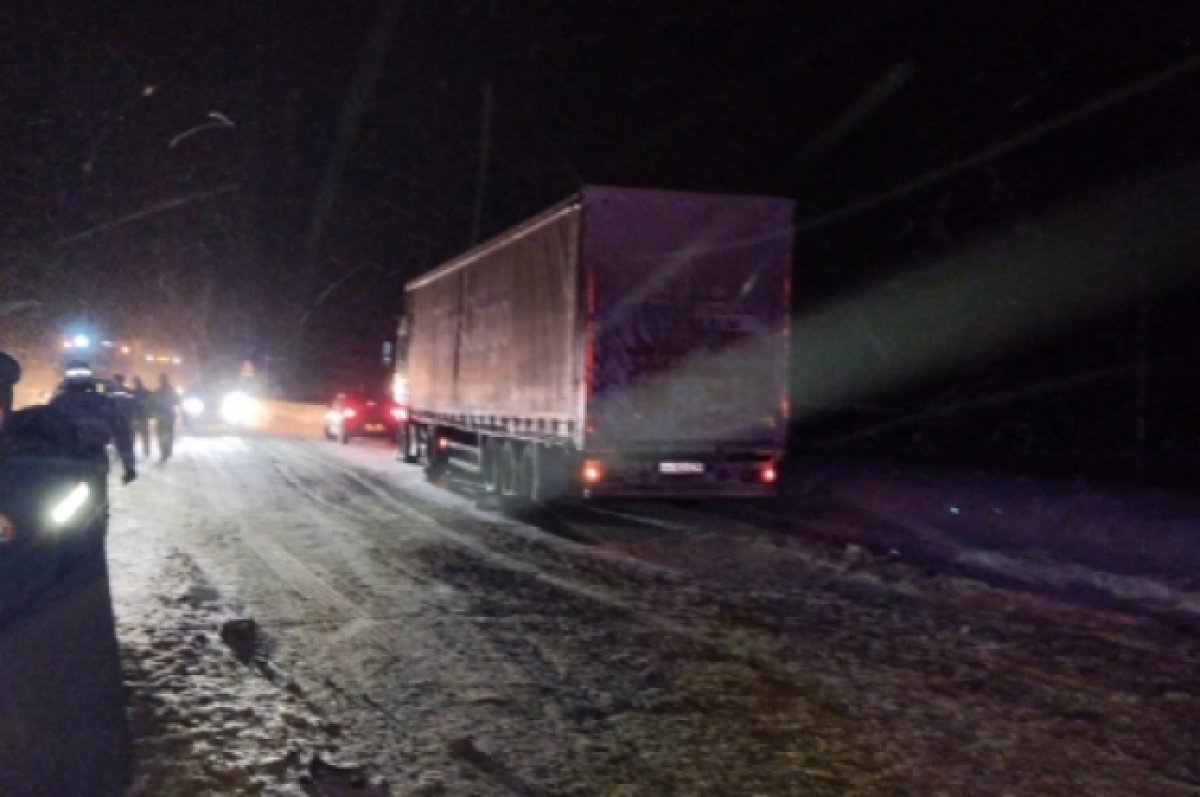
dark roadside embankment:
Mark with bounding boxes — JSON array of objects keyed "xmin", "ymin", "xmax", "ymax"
[{"xmin": 728, "ymin": 457, "xmax": 1200, "ymax": 632}]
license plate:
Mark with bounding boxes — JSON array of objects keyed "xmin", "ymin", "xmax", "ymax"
[
  {"xmin": 659, "ymin": 461, "xmax": 705, "ymax": 475},
  {"xmin": 365, "ymin": 423, "xmax": 384, "ymax": 432}
]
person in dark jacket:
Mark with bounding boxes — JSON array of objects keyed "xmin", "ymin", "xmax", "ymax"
[
  {"xmin": 2, "ymin": 351, "xmax": 118, "ymax": 584},
  {"xmin": 130, "ymin": 376, "xmax": 152, "ymax": 458},
  {"xmin": 150, "ymin": 373, "xmax": 181, "ymax": 461},
  {"xmin": 0, "ymin": 350, "xmax": 134, "ymax": 794},
  {"xmin": 109, "ymin": 373, "xmax": 137, "ymax": 454},
  {"xmin": 49, "ymin": 361, "xmax": 137, "ymax": 484}
]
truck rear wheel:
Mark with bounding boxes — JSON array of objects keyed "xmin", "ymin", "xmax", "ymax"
[
  {"xmin": 415, "ymin": 424, "xmax": 443, "ymax": 476},
  {"xmin": 399, "ymin": 424, "xmax": 419, "ymax": 464},
  {"xmin": 518, "ymin": 446, "xmax": 536, "ymax": 500},
  {"xmin": 500, "ymin": 441, "xmax": 521, "ymax": 497},
  {"xmin": 480, "ymin": 437, "xmax": 501, "ymax": 495},
  {"xmin": 426, "ymin": 426, "xmax": 450, "ymax": 476},
  {"xmin": 412, "ymin": 423, "xmax": 429, "ymax": 466},
  {"xmin": 527, "ymin": 444, "xmax": 566, "ymax": 504}
]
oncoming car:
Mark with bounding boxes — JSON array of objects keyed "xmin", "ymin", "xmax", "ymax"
[
  {"xmin": 323, "ymin": 392, "xmax": 403, "ymax": 444},
  {"xmin": 177, "ymin": 383, "xmax": 267, "ymax": 431}
]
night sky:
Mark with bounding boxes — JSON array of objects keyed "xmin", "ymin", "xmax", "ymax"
[{"xmin": 4, "ymin": 1, "xmax": 1200, "ymax": 481}]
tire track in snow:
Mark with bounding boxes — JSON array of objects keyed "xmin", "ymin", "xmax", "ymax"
[
  {"xmin": 171, "ymin": 439, "xmax": 908, "ymax": 794},
  {"xmin": 265, "ymin": 440, "xmax": 833, "ymax": 674},
  {"xmin": 188, "ymin": 442, "xmax": 367, "ymax": 621},
  {"xmin": 186, "ymin": 440, "xmax": 542, "ymax": 725},
  {"xmin": 254, "ymin": 444, "xmax": 696, "ymax": 744},
  {"xmin": 269, "ymin": 441, "xmax": 702, "ymax": 634},
  {"xmin": 263, "ymin": 455, "xmax": 438, "ymax": 589}
]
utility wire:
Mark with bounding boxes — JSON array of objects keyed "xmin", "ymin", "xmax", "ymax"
[
  {"xmin": 298, "ymin": 0, "xmax": 405, "ymax": 323},
  {"xmin": 794, "ymin": 51, "xmax": 1200, "ymax": 236},
  {"xmin": 54, "ymin": 183, "xmax": 240, "ymax": 247}
]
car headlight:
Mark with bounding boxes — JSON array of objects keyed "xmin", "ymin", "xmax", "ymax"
[
  {"xmin": 49, "ymin": 482, "xmax": 91, "ymax": 527},
  {"xmin": 182, "ymin": 396, "xmax": 205, "ymax": 417},
  {"xmin": 220, "ymin": 391, "xmax": 262, "ymax": 425}
]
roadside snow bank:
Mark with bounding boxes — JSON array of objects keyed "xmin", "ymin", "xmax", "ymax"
[{"xmin": 777, "ymin": 459, "xmax": 1200, "ymax": 624}]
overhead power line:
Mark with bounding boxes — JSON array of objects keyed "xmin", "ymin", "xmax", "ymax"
[
  {"xmin": 55, "ymin": 183, "xmax": 240, "ymax": 247},
  {"xmin": 298, "ymin": 0, "xmax": 406, "ymax": 322},
  {"xmin": 794, "ymin": 51, "xmax": 1200, "ymax": 236}
]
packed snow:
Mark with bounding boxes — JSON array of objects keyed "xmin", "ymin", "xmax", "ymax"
[{"xmin": 95, "ymin": 429, "xmax": 1199, "ymax": 795}]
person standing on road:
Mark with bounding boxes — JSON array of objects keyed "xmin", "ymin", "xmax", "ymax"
[
  {"xmin": 130, "ymin": 376, "xmax": 152, "ymax": 458},
  {"xmin": 4, "ymin": 353, "xmax": 136, "ymax": 515},
  {"xmin": 151, "ymin": 373, "xmax": 181, "ymax": 461},
  {"xmin": 109, "ymin": 373, "xmax": 137, "ymax": 455},
  {"xmin": 0, "ymin": 350, "xmax": 135, "ymax": 795},
  {"xmin": 49, "ymin": 361, "xmax": 137, "ymax": 485},
  {"xmin": 8, "ymin": 355, "xmax": 136, "ymax": 531}
]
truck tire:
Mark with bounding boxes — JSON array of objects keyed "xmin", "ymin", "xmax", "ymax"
[
  {"xmin": 529, "ymin": 444, "xmax": 568, "ymax": 504},
  {"xmin": 500, "ymin": 441, "xmax": 521, "ymax": 497},
  {"xmin": 480, "ymin": 437, "xmax": 501, "ymax": 495},
  {"xmin": 425, "ymin": 426, "xmax": 449, "ymax": 477},
  {"xmin": 518, "ymin": 446, "xmax": 536, "ymax": 500},
  {"xmin": 399, "ymin": 424, "xmax": 419, "ymax": 463},
  {"xmin": 413, "ymin": 423, "xmax": 430, "ymax": 466}
]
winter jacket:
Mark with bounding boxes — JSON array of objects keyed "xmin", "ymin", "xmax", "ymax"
[
  {"xmin": 150, "ymin": 387, "xmax": 180, "ymax": 422},
  {"xmin": 49, "ymin": 382, "xmax": 136, "ymax": 476}
]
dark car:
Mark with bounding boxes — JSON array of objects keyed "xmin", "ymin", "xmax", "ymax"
[{"xmin": 323, "ymin": 391, "xmax": 403, "ymax": 444}]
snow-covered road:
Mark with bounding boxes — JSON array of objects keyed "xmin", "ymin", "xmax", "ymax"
[{"xmin": 106, "ymin": 434, "xmax": 1199, "ymax": 796}]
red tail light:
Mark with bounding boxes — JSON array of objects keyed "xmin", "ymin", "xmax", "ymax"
[
  {"xmin": 760, "ymin": 464, "xmax": 778, "ymax": 484},
  {"xmin": 438, "ymin": 436, "xmax": 450, "ymax": 450},
  {"xmin": 342, "ymin": 407, "xmax": 358, "ymax": 419},
  {"xmin": 582, "ymin": 460, "xmax": 604, "ymax": 484},
  {"xmin": 390, "ymin": 406, "xmax": 408, "ymax": 421}
]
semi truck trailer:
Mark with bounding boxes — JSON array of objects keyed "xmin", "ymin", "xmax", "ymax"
[{"xmin": 394, "ymin": 185, "xmax": 793, "ymax": 500}]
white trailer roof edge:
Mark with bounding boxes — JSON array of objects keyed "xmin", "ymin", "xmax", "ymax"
[
  {"xmin": 405, "ymin": 194, "xmax": 583, "ymax": 291},
  {"xmin": 404, "ymin": 184, "xmax": 796, "ymax": 292}
]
